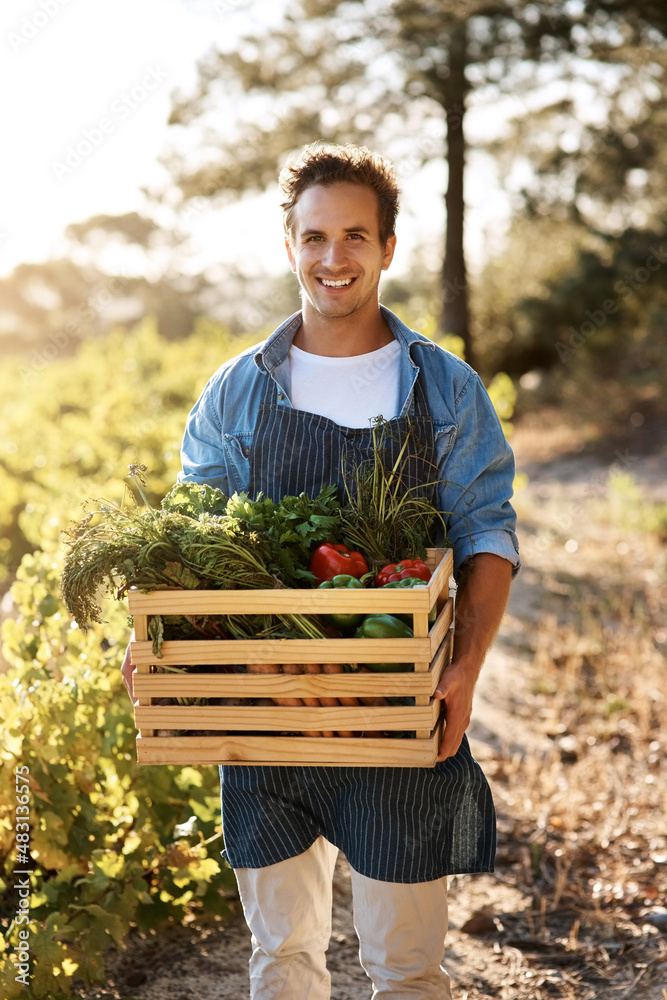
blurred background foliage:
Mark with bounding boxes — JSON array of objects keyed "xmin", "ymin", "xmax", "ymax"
[
  {"xmin": 0, "ymin": 0, "xmax": 664, "ymax": 382},
  {"xmin": 0, "ymin": 318, "xmax": 261, "ymax": 582}
]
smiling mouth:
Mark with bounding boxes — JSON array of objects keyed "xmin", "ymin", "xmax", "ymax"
[{"xmin": 318, "ymin": 277, "xmax": 356, "ymax": 287}]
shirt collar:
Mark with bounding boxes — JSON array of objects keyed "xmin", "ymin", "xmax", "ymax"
[{"xmin": 254, "ymin": 305, "xmax": 429, "ymax": 376}]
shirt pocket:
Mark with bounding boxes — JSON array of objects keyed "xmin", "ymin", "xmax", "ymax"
[
  {"xmin": 434, "ymin": 424, "xmax": 457, "ymax": 472},
  {"xmin": 222, "ymin": 433, "xmax": 253, "ymax": 494}
]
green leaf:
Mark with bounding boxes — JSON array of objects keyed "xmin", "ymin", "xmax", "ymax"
[
  {"xmin": 161, "ymin": 481, "xmax": 228, "ymax": 518},
  {"xmin": 161, "ymin": 561, "xmax": 202, "ymax": 589},
  {"xmin": 148, "ymin": 614, "xmax": 165, "ymax": 657}
]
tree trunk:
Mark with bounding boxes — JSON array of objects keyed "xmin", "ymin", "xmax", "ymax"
[{"xmin": 441, "ymin": 22, "xmax": 474, "ymax": 368}]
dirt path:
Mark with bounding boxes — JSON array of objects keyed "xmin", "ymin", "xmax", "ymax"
[{"xmin": 81, "ymin": 413, "xmax": 667, "ymax": 999}]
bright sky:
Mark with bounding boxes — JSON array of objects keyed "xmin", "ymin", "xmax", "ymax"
[{"xmin": 0, "ymin": 0, "xmax": 512, "ymax": 281}]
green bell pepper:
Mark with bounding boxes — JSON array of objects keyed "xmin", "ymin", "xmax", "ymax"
[
  {"xmin": 381, "ymin": 577, "xmax": 429, "ymax": 589},
  {"xmin": 380, "ymin": 577, "xmax": 437, "ymax": 626},
  {"xmin": 354, "ymin": 613, "xmax": 414, "ymax": 672},
  {"xmin": 318, "ymin": 574, "xmax": 365, "ymax": 633}
]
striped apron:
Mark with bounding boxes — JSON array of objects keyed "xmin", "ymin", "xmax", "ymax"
[{"xmin": 218, "ymin": 371, "xmax": 496, "ymax": 882}]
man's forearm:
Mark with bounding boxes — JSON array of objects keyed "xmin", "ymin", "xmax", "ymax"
[
  {"xmin": 452, "ymin": 552, "xmax": 513, "ymax": 676},
  {"xmin": 435, "ymin": 552, "xmax": 513, "ymax": 760}
]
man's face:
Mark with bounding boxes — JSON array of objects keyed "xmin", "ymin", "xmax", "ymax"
[{"xmin": 285, "ymin": 181, "xmax": 396, "ymax": 321}]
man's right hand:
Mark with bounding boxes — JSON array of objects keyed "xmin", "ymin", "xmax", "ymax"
[{"xmin": 121, "ymin": 635, "xmax": 138, "ymax": 705}]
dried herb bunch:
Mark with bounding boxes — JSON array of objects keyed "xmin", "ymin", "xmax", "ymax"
[{"xmin": 61, "ymin": 466, "xmax": 342, "ymax": 637}]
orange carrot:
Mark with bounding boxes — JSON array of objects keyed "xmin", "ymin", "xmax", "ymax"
[
  {"xmin": 322, "ymin": 663, "xmax": 358, "ymax": 737},
  {"xmin": 358, "ymin": 666, "xmax": 390, "ymax": 707},
  {"xmin": 245, "ymin": 662, "xmax": 303, "ymax": 707},
  {"xmin": 281, "ymin": 663, "xmax": 321, "ymax": 736},
  {"xmin": 303, "ymin": 663, "xmax": 336, "ymax": 737},
  {"xmin": 357, "ymin": 666, "xmax": 387, "ymax": 737}
]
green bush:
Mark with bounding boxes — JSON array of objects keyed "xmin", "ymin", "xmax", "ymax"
[
  {"xmin": 472, "ymin": 220, "xmax": 667, "ymax": 382},
  {"xmin": 0, "ymin": 550, "xmax": 234, "ymax": 999},
  {"xmin": 0, "ymin": 316, "xmax": 259, "ymax": 581}
]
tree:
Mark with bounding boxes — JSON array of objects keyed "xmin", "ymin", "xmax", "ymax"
[
  {"xmin": 495, "ymin": 2, "xmax": 667, "ymax": 231},
  {"xmin": 0, "ymin": 212, "xmax": 213, "ymax": 351},
  {"xmin": 63, "ymin": 211, "xmax": 212, "ymax": 341},
  {"xmin": 0, "ymin": 257, "xmax": 105, "ymax": 353},
  {"xmin": 165, "ymin": 0, "xmax": 667, "ymax": 369},
  {"xmin": 474, "ymin": 1, "xmax": 667, "ymax": 378}
]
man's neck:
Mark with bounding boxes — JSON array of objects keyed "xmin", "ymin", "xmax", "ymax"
[{"xmin": 294, "ymin": 305, "xmax": 394, "ymax": 357}]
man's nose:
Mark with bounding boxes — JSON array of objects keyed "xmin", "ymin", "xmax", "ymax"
[{"xmin": 321, "ymin": 240, "xmax": 348, "ymax": 268}]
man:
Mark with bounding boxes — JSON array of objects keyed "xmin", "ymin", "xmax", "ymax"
[{"xmin": 124, "ymin": 142, "xmax": 520, "ymax": 999}]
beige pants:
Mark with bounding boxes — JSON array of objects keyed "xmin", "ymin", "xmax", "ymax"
[{"xmin": 234, "ymin": 836, "xmax": 453, "ymax": 999}]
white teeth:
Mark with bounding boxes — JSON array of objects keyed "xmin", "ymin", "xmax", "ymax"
[{"xmin": 321, "ymin": 278, "xmax": 353, "ymax": 287}]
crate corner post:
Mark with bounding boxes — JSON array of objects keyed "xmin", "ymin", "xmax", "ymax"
[{"xmin": 132, "ymin": 607, "xmax": 155, "ymax": 741}]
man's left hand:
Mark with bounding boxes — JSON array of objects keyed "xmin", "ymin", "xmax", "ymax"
[
  {"xmin": 434, "ymin": 659, "xmax": 477, "ymax": 761},
  {"xmin": 432, "ymin": 553, "xmax": 514, "ymax": 762}
]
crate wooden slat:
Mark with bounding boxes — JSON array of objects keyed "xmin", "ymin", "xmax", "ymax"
[
  {"xmin": 136, "ymin": 714, "xmax": 446, "ymax": 767},
  {"xmin": 132, "ymin": 635, "xmax": 431, "ymax": 666},
  {"xmin": 127, "ymin": 548, "xmax": 452, "ymax": 617},
  {"xmin": 129, "ymin": 547, "xmax": 454, "ymax": 766},
  {"xmin": 134, "ymin": 698, "xmax": 442, "ymax": 732},
  {"xmin": 132, "ymin": 631, "xmax": 454, "ymax": 700},
  {"xmin": 130, "ymin": 602, "xmax": 451, "ymax": 667}
]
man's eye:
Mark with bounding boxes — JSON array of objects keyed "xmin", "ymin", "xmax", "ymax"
[{"xmin": 348, "ymin": 233, "xmax": 364, "ymax": 240}]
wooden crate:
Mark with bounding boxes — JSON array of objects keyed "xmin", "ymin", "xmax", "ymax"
[{"xmin": 129, "ymin": 547, "xmax": 454, "ymax": 767}]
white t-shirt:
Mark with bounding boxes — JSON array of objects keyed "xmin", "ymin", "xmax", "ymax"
[{"xmin": 289, "ymin": 340, "xmax": 401, "ymax": 428}]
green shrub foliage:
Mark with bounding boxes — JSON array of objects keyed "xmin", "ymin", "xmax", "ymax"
[
  {"xmin": 0, "ymin": 316, "xmax": 259, "ymax": 581},
  {"xmin": 0, "ymin": 551, "xmax": 234, "ymax": 998}
]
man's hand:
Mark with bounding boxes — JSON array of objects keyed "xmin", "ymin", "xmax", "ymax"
[
  {"xmin": 434, "ymin": 658, "xmax": 477, "ymax": 761},
  {"xmin": 434, "ymin": 553, "xmax": 513, "ymax": 761},
  {"xmin": 121, "ymin": 635, "xmax": 138, "ymax": 705}
]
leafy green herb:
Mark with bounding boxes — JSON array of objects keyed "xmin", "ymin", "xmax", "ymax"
[
  {"xmin": 160, "ymin": 480, "xmax": 229, "ymax": 519},
  {"xmin": 60, "ymin": 472, "xmax": 341, "ymax": 641},
  {"xmin": 222, "ymin": 485, "xmax": 341, "ymax": 585},
  {"xmin": 339, "ymin": 418, "xmax": 451, "ymax": 568}
]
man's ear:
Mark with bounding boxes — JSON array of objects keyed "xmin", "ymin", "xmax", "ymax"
[
  {"xmin": 285, "ymin": 237, "xmax": 297, "ymax": 273},
  {"xmin": 381, "ymin": 234, "xmax": 397, "ymax": 271}
]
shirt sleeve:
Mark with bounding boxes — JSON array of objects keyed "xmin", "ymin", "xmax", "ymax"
[
  {"xmin": 177, "ymin": 378, "xmax": 230, "ymax": 493},
  {"xmin": 437, "ymin": 371, "xmax": 521, "ymax": 580}
]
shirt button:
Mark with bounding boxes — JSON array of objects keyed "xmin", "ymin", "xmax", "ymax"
[
  {"xmin": 243, "ymin": 446, "xmax": 250, "ymax": 457},
  {"xmin": 278, "ymin": 393, "xmax": 285, "ymax": 400}
]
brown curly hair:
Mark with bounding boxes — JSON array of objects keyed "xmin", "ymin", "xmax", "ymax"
[{"xmin": 279, "ymin": 142, "xmax": 400, "ymax": 246}]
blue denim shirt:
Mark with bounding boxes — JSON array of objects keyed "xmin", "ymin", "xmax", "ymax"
[{"xmin": 179, "ymin": 306, "xmax": 520, "ymax": 578}]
